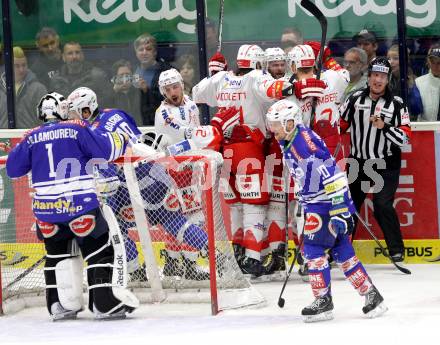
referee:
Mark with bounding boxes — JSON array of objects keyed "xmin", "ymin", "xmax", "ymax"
[{"xmin": 340, "ymin": 57, "xmax": 411, "ymax": 262}]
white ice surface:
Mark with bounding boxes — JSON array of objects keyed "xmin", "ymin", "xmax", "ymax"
[{"xmin": 1, "ymin": 264, "xmax": 439, "ymax": 345}]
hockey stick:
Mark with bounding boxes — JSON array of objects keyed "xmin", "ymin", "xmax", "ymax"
[
  {"xmin": 216, "ymin": 0, "xmax": 225, "ymax": 52},
  {"xmin": 300, "ymin": 0, "xmax": 327, "ymax": 128},
  {"xmin": 354, "ymin": 212, "xmax": 411, "ymax": 275},
  {"xmin": 6, "ymin": 255, "xmax": 46, "ymax": 289},
  {"xmin": 278, "ymin": 235, "xmax": 304, "ymax": 308}
]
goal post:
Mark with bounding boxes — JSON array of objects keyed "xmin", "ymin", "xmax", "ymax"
[{"xmin": 0, "ymin": 150, "xmax": 265, "ymax": 315}]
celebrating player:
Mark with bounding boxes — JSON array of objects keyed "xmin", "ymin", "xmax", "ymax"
[
  {"xmin": 266, "ymin": 99, "xmax": 387, "ymax": 322},
  {"xmin": 6, "ymin": 92, "xmax": 139, "ymax": 321}
]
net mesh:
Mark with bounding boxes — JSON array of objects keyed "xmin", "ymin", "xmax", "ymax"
[{"xmin": 0, "ymin": 150, "xmax": 264, "ymax": 313}]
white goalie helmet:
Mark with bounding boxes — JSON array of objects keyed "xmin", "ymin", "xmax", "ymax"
[
  {"xmin": 67, "ymin": 87, "xmax": 98, "ymax": 119},
  {"xmin": 158, "ymin": 68, "xmax": 184, "ymax": 96},
  {"xmin": 288, "ymin": 44, "xmax": 316, "ymax": 68},
  {"xmin": 265, "ymin": 47, "xmax": 287, "ymax": 63},
  {"xmin": 236, "ymin": 44, "xmax": 265, "ymax": 69},
  {"xmin": 266, "ymin": 99, "xmax": 302, "ymax": 134},
  {"xmin": 37, "ymin": 92, "xmax": 70, "ymax": 122}
]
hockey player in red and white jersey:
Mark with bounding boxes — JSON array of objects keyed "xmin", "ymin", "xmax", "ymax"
[
  {"xmin": 287, "ymin": 42, "xmax": 350, "ymax": 162},
  {"xmin": 154, "ymin": 68, "xmax": 210, "ymax": 280},
  {"xmin": 260, "ymin": 47, "xmax": 289, "ymax": 278},
  {"xmin": 193, "ymin": 44, "xmax": 327, "ymax": 276}
]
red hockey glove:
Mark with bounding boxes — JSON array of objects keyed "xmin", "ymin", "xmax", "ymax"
[
  {"xmin": 208, "ymin": 52, "xmax": 228, "ymax": 77},
  {"xmin": 266, "ymin": 80, "xmax": 295, "ymax": 99},
  {"xmin": 294, "ymin": 78, "xmax": 327, "ymax": 99},
  {"xmin": 305, "ymin": 41, "xmax": 342, "ymax": 71},
  {"xmin": 210, "ymin": 107, "xmax": 241, "ymax": 138}
]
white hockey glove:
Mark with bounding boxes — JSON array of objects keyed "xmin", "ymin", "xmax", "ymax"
[{"xmin": 131, "ymin": 142, "xmax": 158, "ymax": 157}]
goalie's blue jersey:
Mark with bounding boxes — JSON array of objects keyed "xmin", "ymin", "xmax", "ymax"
[
  {"xmin": 279, "ymin": 124, "xmax": 355, "ymax": 215},
  {"xmin": 6, "ymin": 120, "xmax": 127, "ymax": 223}
]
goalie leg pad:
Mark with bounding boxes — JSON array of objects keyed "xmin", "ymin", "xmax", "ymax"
[
  {"xmin": 44, "ymin": 235, "xmax": 84, "ymax": 318},
  {"xmin": 82, "ymin": 206, "xmax": 139, "ymax": 317},
  {"xmin": 54, "ymin": 256, "xmax": 85, "ymax": 312},
  {"xmin": 230, "ymin": 203, "xmax": 244, "ymax": 246}
]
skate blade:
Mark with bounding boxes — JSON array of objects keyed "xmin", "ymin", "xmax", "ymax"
[
  {"xmin": 52, "ymin": 311, "xmax": 78, "ymax": 322},
  {"xmin": 365, "ymin": 302, "xmax": 388, "ymax": 319},
  {"xmin": 302, "ymin": 311, "xmax": 334, "ymax": 323},
  {"xmin": 95, "ymin": 313, "xmax": 127, "ymax": 321}
]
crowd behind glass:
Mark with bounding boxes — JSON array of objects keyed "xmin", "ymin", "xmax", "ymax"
[{"xmin": 0, "ymin": 21, "xmax": 439, "ymax": 129}]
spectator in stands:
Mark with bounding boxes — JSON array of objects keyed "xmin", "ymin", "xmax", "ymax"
[
  {"xmin": 205, "ymin": 19, "xmax": 219, "ymax": 59},
  {"xmin": 133, "ymin": 33, "xmax": 170, "ymax": 125},
  {"xmin": 412, "ymin": 45, "xmax": 440, "ymax": 121},
  {"xmin": 387, "ymin": 44, "xmax": 416, "ymax": 99},
  {"xmin": 342, "ymin": 47, "xmax": 368, "ymax": 102},
  {"xmin": 109, "ymin": 59, "xmax": 142, "ymax": 126},
  {"xmin": 176, "ymin": 54, "xmax": 198, "ymax": 98},
  {"xmin": 280, "ymin": 27, "xmax": 303, "ymax": 54},
  {"xmin": 0, "ymin": 47, "xmax": 47, "ymax": 128},
  {"xmin": 354, "ymin": 30, "xmax": 378, "ymax": 62},
  {"xmin": 50, "ymin": 41, "xmax": 111, "ymax": 106},
  {"xmin": 109, "ymin": 59, "xmax": 143, "ymax": 126},
  {"xmin": 30, "ymin": 27, "xmax": 63, "ymax": 89}
]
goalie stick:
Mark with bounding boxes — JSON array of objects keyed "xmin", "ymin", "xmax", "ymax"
[
  {"xmin": 355, "ymin": 212, "xmax": 411, "ymax": 275},
  {"xmin": 300, "ymin": 0, "xmax": 327, "ymax": 129}
]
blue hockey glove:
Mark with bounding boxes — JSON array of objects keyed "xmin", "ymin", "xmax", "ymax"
[{"xmin": 330, "ymin": 212, "xmax": 354, "ymax": 235}]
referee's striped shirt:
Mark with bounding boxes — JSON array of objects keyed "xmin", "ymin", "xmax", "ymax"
[{"xmin": 340, "ymin": 87, "xmax": 411, "ymax": 160}]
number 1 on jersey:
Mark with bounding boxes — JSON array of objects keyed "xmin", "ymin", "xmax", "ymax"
[{"xmin": 45, "ymin": 143, "xmax": 56, "ymax": 178}]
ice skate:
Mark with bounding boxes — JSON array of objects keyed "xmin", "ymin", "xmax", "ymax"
[
  {"xmin": 261, "ymin": 246, "xmax": 286, "ymax": 281},
  {"xmin": 94, "ymin": 306, "xmax": 129, "ymax": 321},
  {"xmin": 161, "ymin": 250, "xmax": 184, "ymax": 277},
  {"xmin": 362, "ymin": 285, "xmax": 388, "ymax": 318},
  {"xmin": 241, "ymin": 256, "xmax": 263, "ymax": 277},
  {"xmin": 301, "ymin": 295, "xmax": 334, "ymax": 323},
  {"xmin": 50, "ymin": 302, "xmax": 80, "ymax": 322},
  {"xmin": 183, "ymin": 257, "xmax": 210, "ymax": 280}
]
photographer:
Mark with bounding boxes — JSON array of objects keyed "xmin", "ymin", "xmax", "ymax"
[{"xmin": 109, "ymin": 59, "xmax": 143, "ymax": 126}]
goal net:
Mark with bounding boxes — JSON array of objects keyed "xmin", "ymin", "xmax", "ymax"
[{"xmin": 0, "ymin": 149, "xmax": 265, "ymax": 315}]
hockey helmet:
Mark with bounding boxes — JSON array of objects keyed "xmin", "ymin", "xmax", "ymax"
[
  {"xmin": 67, "ymin": 87, "xmax": 98, "ymax": 119},
  {"xmin": 368, "ymin": 57, "xmax": 392, "ymax": 80},
  {"xmin": 265, "ymin": 47, "xmax": 287, "ymax": 63},
  {"xmin": 266, "ymin": 99, "xmax": 302, "ymax": 136},
  {"xmin": 288, "ymin": 44, "xmax": 315, "ymax": 69},
  {"xmin": 37, "ymin": 92, "xmax": 69, "ymax": 122},
  {"xmin": 158, "ymin": 68, "xmax": 184, "ymax": 96},
  {"xmin": 236, "ymin": 44, "xmax": 265, "ymax": 69}
]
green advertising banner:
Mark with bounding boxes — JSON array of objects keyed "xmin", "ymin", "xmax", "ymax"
[{"xmin": 7, "ymin": 0, "xmax": 440, "ymax": 46}]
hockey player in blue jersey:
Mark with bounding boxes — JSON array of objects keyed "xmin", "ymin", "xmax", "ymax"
[
  {"xmin": 266, "ymin": 99, "xmax": 387, "ymax": 322},
  {"xmin": 6, "ymin": 92, "xmax": 139, "ymax": 321},
  {"xmin": 67, "ymin": 87, "xmax": 211, "ymax": 280}
]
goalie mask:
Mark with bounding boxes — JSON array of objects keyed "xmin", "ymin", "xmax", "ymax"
[
  {"xmin": 158, "ymin": 68, "xmax": 184, "ymax": 97},
  {"xmin": 266, "ymin": 99, "xmax": 302, "ymax": 138},
  {"xmin": 37, "ymin": 92, "xmax": 69, "ymax": 122},
  {"xmin": 67, "ymin": 87, "xmax": 99, "ymax": 120},
  {"xmin": 236, "ymin": 44, "xmax": 265, "ymax": 70},
  {"xmin": 288, "ymin": 44, "xmax": 315, "ymax": 69}
]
